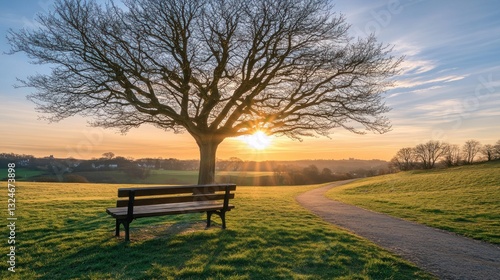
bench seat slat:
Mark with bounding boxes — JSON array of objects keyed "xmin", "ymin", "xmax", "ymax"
[
  {"xmin": 108, "ymin": 201, "xmax": 222, "ymax": 215},
  {"xmin": 107, "ymin": 201, "xmax": 235, "ymax": 219},
  {"xmin": 116, "ymin": 193, "xmax": 235, "ymax": 207}
]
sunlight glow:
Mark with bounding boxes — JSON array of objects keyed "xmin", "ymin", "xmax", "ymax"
[{"xmin": 240, "ymin": 131, "xmax": 272, "ymax": 150}]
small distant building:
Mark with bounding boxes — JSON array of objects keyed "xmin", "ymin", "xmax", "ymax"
[{"xmin": 92, "ymin": 163, "xmax": 118, "ymax": 169}]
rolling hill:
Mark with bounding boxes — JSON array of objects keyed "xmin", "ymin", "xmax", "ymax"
[{"xmin": 326, "ymin": 161, "xmax": 500, "ymax": 244}]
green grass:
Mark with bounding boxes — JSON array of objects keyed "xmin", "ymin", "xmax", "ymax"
[
  {"xmin": 1, "ymin": 169, "xmax": 275, "ymax": 185},
  {"xmin": 0, "ymin": 168, "xmax": 46, "ymax": 181},
  {"xmin": 326, "ymin": 161, "xmax": 500, "ymax": 244},
  {"xmin": 146, "ymin": 170, "xmax": 275, "ymax": 185},
  {"xmin": 148, "ymin": 170, "xmax": 199, "ymax": 184},
  {"xmin": 68, "ymin": 170, "xmax": 275, "ymax": 185},
  {"xmin": 67, "ymin": 170, "xmax": 201, "ymax": 184},
  {"xmin": 0, "ymin": 182, "xmax": 434, "ymax": 279}
]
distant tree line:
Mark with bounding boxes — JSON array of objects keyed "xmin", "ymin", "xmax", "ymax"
[
  {"xmin": 391, "ymin": 139, "xmax": 500, "ymax": 171},
  {"xmin": 272, "ymin": 164, "xmax": 391, "ymax": 185},
  {"xmin": 0, "ymin": 152, "xmax": 199, "ymax": 171},
  {"xmin": 272, "ymin": 164, "xmax": 352, "ymax": 185},
  {"xmin": 1, "ymin": 152, "xmax": 390, "ymax": 184},
  {"xmin": 0, "ymin": 152, "xmax": 194, "ymax": 182},
  {"xmin": 1, "ymin": 153, "xmax": 389, "ymax": 173}
]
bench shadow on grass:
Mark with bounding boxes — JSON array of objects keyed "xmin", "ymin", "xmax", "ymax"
[{"xmin": 31, "ymin": 217, "xmax": 248, "ymax": 279}]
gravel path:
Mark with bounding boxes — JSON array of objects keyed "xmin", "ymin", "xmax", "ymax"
[{"xmin": 296, "ymin": 180, "xmax": 500, "ymax": 280}]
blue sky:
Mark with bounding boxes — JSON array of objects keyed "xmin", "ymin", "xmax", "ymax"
[{"xmin": 1, "ymin": 0, "xmax": 499, "ymax": 161}]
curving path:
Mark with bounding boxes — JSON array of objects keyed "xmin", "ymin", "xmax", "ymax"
[{"xmin": 296, "ymin": 180, "xmax": 500, "ymax": 280}]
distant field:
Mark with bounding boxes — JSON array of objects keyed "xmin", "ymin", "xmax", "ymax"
[
  {"xmin": 137, "ymin": 170, "xmax": 275, "ymax": 185},
  {"xmin": 0, "ymin": 168, "xmax": 46, "ymax": 181},
  {"xmin": 0, "ymin": 182, "xmax": 433, "ymax": 279},
  {"xmin": 326, "ymin": 161, "xmax": 500, "ymax": 244},
  {"xmin": 145, "ymin": 170, "xmax": 199, "ymax": 184},
  {"xmin": 2, "ymin": 169, "xmax": 276, "ymax": 185}
]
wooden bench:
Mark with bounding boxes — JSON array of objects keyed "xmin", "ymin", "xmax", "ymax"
[{"xmin": 106, "ymin": 184, "xmax": 236, "ymax": 241}]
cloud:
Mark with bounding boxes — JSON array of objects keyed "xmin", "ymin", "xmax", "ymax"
[
  {"xmin": 414, "ymin": 99, "xmax": 461, "ymax": 114},
  {"xmin": 395, "ymin": 74, "xmax": 468, "ymax": 90},
  {"xmin": 399, "ymin": 59, "xmax": 437, "ymax": 75},
  {"xmin": 391, "ymin": 39, "xmax": 425, "ymax": 57}
]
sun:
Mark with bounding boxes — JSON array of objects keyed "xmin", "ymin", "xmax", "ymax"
[{"xmin": 241, "ymin": 131, "xmax": 272, "ymax": 150}]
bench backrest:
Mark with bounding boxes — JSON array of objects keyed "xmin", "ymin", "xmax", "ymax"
[{"xmin": 116, "ymin": 184, "xmax": 236, "ymax": 208}]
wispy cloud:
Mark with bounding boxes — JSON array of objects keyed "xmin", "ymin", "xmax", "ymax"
[
  {"xmin": 0, "ymin": 13, "xmax": 41, "ymax": 29},
  {"xmin": 395, "ymin": 74, "xmax": 468, "ymax": 89},
  {"xmin": 399, "ymin": 59, "xmax": 437, "ymax": 75},
  {"xmin": 386, "ymin": 85, "xmax": 445, "ymax": 98},
  {"xmin": 414, "ymin": 99, "xmax": 462, "ymax": 116},
  {"xmin": 391, "ymin": 39, "xmax": 425, "ymax": 57}
]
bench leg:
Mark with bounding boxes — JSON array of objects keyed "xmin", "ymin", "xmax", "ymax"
[
  {"xmin": 206, "ymin": 210, "xmax": 227, "ymax": 229},
  {"xmin": 114, "ymin": 219, "xmax": 131, "ymax": 241},
  {"xmin": 206, "ymin": 211, "xmax": 213, "ymax": 228},
  {"xmin": 220, "ymin": 211, "xmax": 226, "ymax": 229},
  {"xmin": 115, "ymin": 219, "xmax": 121, "ymax": 237},
  {"xmin": 124, "ymin": 221, "xmax": 130, "ymax": 242}
]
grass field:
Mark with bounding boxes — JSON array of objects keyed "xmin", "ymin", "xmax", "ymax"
[
  {"xmin": 73, "ymin": 170, "xmax": 202, "ymax": 184},
  {"xmin": 13, "ymin": 169, "xmax": 276, "ymax": 185},
  {"xmin": 146, "ymin": 170, "xmax": 275, "ymax": 185},
  {"xmin": 80, "ymin": 170, "xmax": 275, "ymax": 185},
  {"xmin": 0, "ymin": 168, "xmax": 45, "ymax": 181},
  {"xmin": 0, "ymin": 182, "xmax": 434, "ymax": 279},
  {"xmin": 326, "ymin": 161, "xmax": 500, "ymax": 244}
]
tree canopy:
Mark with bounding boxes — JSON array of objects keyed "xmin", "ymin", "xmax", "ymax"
[{"xmin": 8, "ymin": 0, "xmax": 402, "ymax": 183}]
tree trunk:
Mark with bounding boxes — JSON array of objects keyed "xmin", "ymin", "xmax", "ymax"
[{"xmin": 196, "ymin": 136, "xmax": 222, "ymax": 185}]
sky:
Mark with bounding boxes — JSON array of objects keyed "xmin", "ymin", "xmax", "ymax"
[{"xmin": 1, "ymin": 0, "xmax": 499, "ymax": 162}]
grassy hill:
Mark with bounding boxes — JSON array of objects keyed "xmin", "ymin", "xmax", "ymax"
[
  {"xmin": 1, "ymin": 182, "xmax": 433, "ymax": 279},
  {"xmin": 326, "ymin": 161, "xmax": 500, "ymax": 244}
]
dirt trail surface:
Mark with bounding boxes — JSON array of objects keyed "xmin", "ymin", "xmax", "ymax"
[{"xmin": 296, "ymin": 180, "xmax": 500, "ymax": 280}]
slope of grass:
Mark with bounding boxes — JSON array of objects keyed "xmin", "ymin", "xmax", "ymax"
[
  {"xmin": 0, "ymin": 182, "xmax": 434, "ymax": 279},
  {"xmin": 326, "ymin": 161, "xmax": 500, "ymax": 244}
]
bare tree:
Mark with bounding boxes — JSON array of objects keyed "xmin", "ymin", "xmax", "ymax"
[
  {"xmin": 414, "ymin": 140, "xmax": 446, "ymax": 169},
  {"xmin": 481, "ymin": 144, "xmax": 495, "ymax": 161},
  {"xmin": 494, "ymin": 140, "xmax": 500, "ymax": 160},
  {"xmin": 102, "ymin": 152, "xmax": 115, "ymax": 160},
  {"xmin": 442, "ymin": 143, "xmax": 461, "ymax": 167},
  {"xmin": 8, "ymin": 0, "xmax": 401, "ymax": 184},
  {"xmin": 462, "ymin": 139, "xmax": 482, "ymax": 164},
  {"xmin": 390, "ymin": 147, "xmax": 415, "ymax": 171}
]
